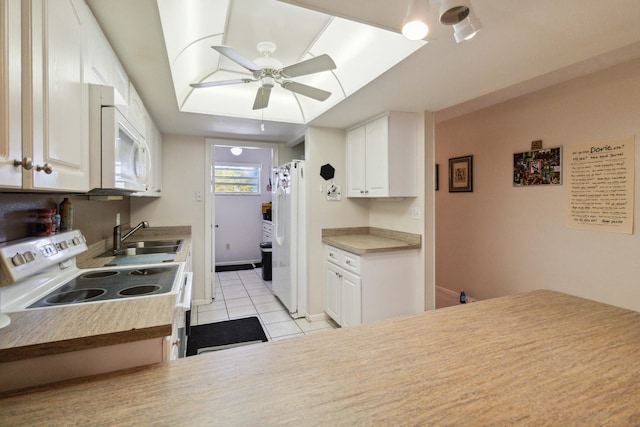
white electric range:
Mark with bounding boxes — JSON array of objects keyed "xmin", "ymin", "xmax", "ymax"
[{"xmin": 0, "ymin": 229, "xmax": 192, "ymax": 392}]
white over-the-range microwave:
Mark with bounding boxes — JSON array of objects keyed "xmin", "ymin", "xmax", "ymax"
[{"xmin": 88, "ymin": 84, "xmax": 150, "ymax": 195}]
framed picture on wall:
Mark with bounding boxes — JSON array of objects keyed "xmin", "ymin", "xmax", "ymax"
[
  {"xmin": 449, "ymin": 155, "xmax": 473, "ymax": 192},
  {"xmin": 513, "ymin": 147, "xmax": 562, "ymax": 186}
]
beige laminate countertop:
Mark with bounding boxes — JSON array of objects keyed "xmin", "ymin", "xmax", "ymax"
[
  {"xmin": 3, "ymin": 290, "xmax": 640, "ymax": 425},
  {"xmin": 322, "ymin": 227, "xmax": 421, "ymax": 255},
  {"xmin": 0, "ymin": 227, "xmax": 191, "ymax": 363}
]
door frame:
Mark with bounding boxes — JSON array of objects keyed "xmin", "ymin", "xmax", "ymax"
[{"xmin": 206, "ymin": 139, "xmax": 279, "ymax": 299}]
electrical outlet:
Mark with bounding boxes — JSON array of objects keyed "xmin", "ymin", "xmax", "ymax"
[
  {"xmin": 411, "ymin": 207, "xmax": 421, "ymax": 219},
  {"xmin": 195, "ymin": 191, "xmax": 203, "ymax": 202},
  {"xmin": 226, "ymin": 243, "xmax": 230, "ymax": 250}
]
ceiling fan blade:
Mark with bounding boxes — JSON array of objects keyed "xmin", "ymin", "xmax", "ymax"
[
  {"xmin": 190, "ymin": 78, "xmax": 254, "ymax": 89},
  {"xmin": 280, "ymin": 54, "xmax": 336, "ymax": 78},
  {"xmin": 253, "ymin": 86, "xmax": 272, "ymax": 110},
  {"xmin": 212, "ymin": 45, "xmax": 262, "ymax": 73},
  {"xmin": 282, "ymin": 81, "xmax": 331, "ymax": 101}
]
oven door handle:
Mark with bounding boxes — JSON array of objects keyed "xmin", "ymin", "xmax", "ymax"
[{"xmin": 179, "ymin": 272, "xmax": 193, "ymax": 311}]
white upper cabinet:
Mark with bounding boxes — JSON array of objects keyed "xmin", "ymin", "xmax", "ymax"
[
  {"xmin": 127, "ymin": 83, "xmax": 146, "ymax": 137},
  {"xmin": 0, "ymin": 0, "xmax": 23, "ymax": 189},
  {"xmin": 21, "ymin": 0, "xmax": 89, "ymax": 191},
  {"xmin": 82, "ymin": 3, "xmax": 128, "ymax": 106},
  {"xmin": 132, "ymin": 108, "xmax": 162, "ymax": 197},
  {"xmin": 346, "ymin": 112, "xmax": 418, "ymax": 198},
  {"xmin": 2, "ymin": 0, "xmax": 162, "ymax": 194}
]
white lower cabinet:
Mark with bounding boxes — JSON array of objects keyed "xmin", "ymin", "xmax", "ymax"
[
  {"xmin": 325, "ymin": 261, "xmax": 361, "ymax": 327},
  {"xmin": 324, "ymin": 245, "xmax": 418, "ymax": 327}
]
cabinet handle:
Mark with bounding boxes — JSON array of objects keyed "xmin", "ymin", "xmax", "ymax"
[
  {"xmin": 13, "ymin": 157, "xmax": 33, "ymax": 170},
  {"xmin": 35, "ymin": 163, "xmax": 53, "ymax": 174},
  {"xmin": 360, "ymin": 190, "xmax": 364, "ymax": 194},
  {"xmin": 346, "ymin": 260, "xmax": 351, "ymax": 265}
]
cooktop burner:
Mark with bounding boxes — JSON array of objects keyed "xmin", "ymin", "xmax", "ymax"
[{"xmin": 26, "ymin": 265, "xmax": 180, "ymax": 309}]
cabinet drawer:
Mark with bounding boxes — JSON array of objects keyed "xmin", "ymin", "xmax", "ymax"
[
  {"xmin": 325, "ymin": 246, "xmax": 361, "ymax": 274},
  {"xmin": 342, "ymin": 252, "xmax": 360, "ymax": 274},
  {"xmin": 325, "ymin": 246, "xmax": 344, "ymax": 265}
]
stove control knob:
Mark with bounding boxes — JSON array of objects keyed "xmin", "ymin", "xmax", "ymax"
[
  {"xmin": 59, "ymin": 241, "xmax": 69, "ymax": 250},
  {"xmin": 72, "ymin": 237, "xmax": 81, "ymax": 245},
  {"xmin": 23, "ymin": 251, "xmax": 35, "ymax": 263},
  {"xmin": 11, "ymin": 253, "xmax": 26, "ymax": 267}
]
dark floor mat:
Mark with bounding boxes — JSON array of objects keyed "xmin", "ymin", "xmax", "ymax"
[
  {"xmin": 215, "ymin": 263, "xmax": 260, "ymax": 272},
  {"xmin": 186, "ymin": 317, "xmax": 268, "ymax": 356}
]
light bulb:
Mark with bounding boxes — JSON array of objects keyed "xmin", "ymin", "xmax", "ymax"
[{"xmin": 402, "ymin": 20, "xmax": 429, "ymax": 40}]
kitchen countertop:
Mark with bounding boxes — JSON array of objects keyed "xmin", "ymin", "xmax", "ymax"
[
  {"xmin": 322, "ymin": 227, "xmax": 421, "ymax": 254},
  {"xmin": 3, "ymin": 290, "xmax": 640, "ymax": 425},
  {"xmin": 0, "ymin": 226, "xmax": 191, "ymax": 363}
]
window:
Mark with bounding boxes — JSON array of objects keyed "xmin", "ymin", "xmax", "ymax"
[{"xmin": 214, "ymin": 162, "xmax": 261, "ymax": 195}]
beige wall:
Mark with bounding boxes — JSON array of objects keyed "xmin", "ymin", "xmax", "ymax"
[
  {"xmin": 306, "ymin": 112, "xmax": 435, "ymax": 315},
  {"xmin": 131, "ymin": 135, "xmax": 209, "ymax": 302},
  {"xmin": 435, "ymin": 58, "xmax": 640, "ymax": 311},
  {"xmin": 368, "ymin": 112, "xmax": 434, "ymax": 310},
  {"xmin": 305, "ymin": 126, "xmax": 369, "ymax": 315}
]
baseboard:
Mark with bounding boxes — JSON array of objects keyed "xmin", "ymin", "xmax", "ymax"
[
  {"xmin": 215, "ymin": 259, "xmax": 261, "ymax": 267},
  {"xmin": 306, "ymin": 312, "xmax": 329, "ymax": 322},
  {"xmin": 436, "ymin": 286, "xmax": 477, "ymax": 309},
  {"xmin": 192, "ymin": 298, "xmax": 211, "ymax": 307}
]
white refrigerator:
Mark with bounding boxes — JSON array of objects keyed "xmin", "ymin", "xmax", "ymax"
[{"xmin": 272, "ymin": 160, "xmax": 306, "ymax": 318}]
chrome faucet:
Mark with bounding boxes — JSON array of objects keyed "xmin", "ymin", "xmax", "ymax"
[{"xmin": 113, "ymin": 221, "xmax": 149, "ymax": 253}]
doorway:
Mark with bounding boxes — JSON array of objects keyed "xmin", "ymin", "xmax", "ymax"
[{"xmin": 211, "ymin": 144, "xmax": 275, "ymax": 271}]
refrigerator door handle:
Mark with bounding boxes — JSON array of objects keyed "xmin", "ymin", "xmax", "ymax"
[{"xmin": 275, "ymin": 186, "xmax": 285, "ymax": 247}]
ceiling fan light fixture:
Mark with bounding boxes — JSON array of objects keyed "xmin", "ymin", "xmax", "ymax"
[
  {"xmin": 402, "ymin": 0, "xmax": 429, "ymax": 40},
  {"xmin": 262, "ymin": 76, "xmax": 276, "ymax": 89},
  {"xmin": 453, "ymin": 13, "xmax": 482, "ymax": 43}
]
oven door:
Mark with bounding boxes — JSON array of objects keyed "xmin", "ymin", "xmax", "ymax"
[
  {"xmin": 101, "ymin": 106, "xmax": 149, "ymax": 192},
  {"xmin": 170, "ymin": 271, "xmax": 193, "ymax": 360}
]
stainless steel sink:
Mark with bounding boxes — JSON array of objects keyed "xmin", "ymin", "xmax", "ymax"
[
  {"xmin": 119, "ymin": 246, "xmax": 180, "ymax": 255},
  {"xmin": 98, "ymin": 239, "xmax": 184, "ymax": 258},
  {"xmin": 126, "ymin": 240, "xmax": 184, "ymax": 248}
]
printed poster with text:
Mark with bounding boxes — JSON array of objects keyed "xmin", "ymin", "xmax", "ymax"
[{"xmin": 567, "ymin": 136, "xmax": 635, "ymax": 234}]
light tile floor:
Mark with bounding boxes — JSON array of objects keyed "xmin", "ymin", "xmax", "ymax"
[{"xmin": 191, "ymin": 267, "xmax": 336, "ymax": 341}]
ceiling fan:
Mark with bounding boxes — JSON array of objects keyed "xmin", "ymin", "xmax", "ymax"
[{"xmin": 190, "ymin": 41, "xmax": 337, "ymax": 110}]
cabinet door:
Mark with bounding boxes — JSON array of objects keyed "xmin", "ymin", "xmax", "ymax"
[
  {"xmin": 341, "ymin": 270, "xmax": 361, "ymax": 327},
  {"xmin": 27, "ymin": 0, "xmax": 89, "ymax": 191},
  {"xmin": 364, "ymin": 116, "xmax": 389, "ymax": 197},
  {"xmin": 0, "ymin": 0, "xmax": 22, "ymax": 188},
  {"xmin": 147, "ymin": 123, "xmax": 163, "ymax": 196},
  {"xmin": 346, "ymin": 126, "xmax": 366, "ymax": 197},
  {"xmin": 325, "ymin": 262, "xmax": 342, "ymax": 324}
]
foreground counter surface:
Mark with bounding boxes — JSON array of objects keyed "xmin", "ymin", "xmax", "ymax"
[{"xmin": 2, "ymin": 290, "xmax": 640, "ymax": 425}]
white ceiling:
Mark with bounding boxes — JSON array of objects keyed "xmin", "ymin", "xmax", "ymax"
[
  {"xmin": 157, "ymin": 0, "xmax": 425, "ymax": 125},
  {"xmin": 86, "ymin": 0, "xmax": 640, "ymax": 144}
]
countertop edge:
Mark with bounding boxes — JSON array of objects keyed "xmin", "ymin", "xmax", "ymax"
[
  {"xmin": 321, "ymin": 227, "xmax": 421, "ymax": 255},
  {"xmin": 0, "ymin": 324, "xmax": 171, "ymax": 363}
]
